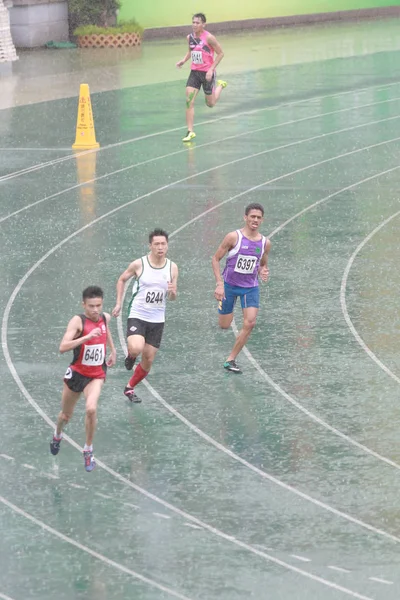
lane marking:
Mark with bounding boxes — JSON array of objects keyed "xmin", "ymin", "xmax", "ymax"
[
  {"xmin": 153, "ymin": 512, "xmax": 171, "ymax": 519},
  {"xmin": 0, "ymin": 495, "xmax": 194, "ymax": 600},
  {"xmin": 2, "ymin": 78, "xmax": 400, "ymax": 184},
  {"xmin": 2, "ymin": 111, "xmax": 400, "ymax": 227},
  {"xmin": 291, "ymin": 555, "xmax": 312, "ymax": 562},
  {"xmin": 328, "ymin": 566, "xmax": 351, "ymax": 573},
  {"xmin": 369, "ymin": 577, "xmax": 393, "ymax": 585},
  {"xmin": 69, "ymin": 483, "xmax": 86, "ymax": 490},
  {"xmin": 341, "ymin": 210, "xmax": 400, "ymax": 386},
  {"xmin": 0, "ymin": 454, "xmax": 14, "ymax": 461}
]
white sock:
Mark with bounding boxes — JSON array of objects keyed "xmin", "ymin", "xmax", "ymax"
[
  {"xmin": 54, "ymin": 430, "xmax": 62, "ymax": 440},
  {"xmin": 83, "ymin": 444, "xmax": 93, "ymax": 452}
]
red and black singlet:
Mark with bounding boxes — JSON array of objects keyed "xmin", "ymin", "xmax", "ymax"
[{"xmin": 71, "ymin": 314, "xmax": 107, "ymax": 378}]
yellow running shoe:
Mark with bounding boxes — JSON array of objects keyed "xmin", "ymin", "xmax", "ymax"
[
  {"xmin": 217, "ymin": 80, "xmax": 228, "ymax": 89},
  {"xmin": 182, "ymin": 131, "xmax": 196, "ymax": 142}
]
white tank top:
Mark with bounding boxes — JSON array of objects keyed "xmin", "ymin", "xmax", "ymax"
[{"xmin": 128, "ymin": 256, "xmax": 171, "ymax": 323}]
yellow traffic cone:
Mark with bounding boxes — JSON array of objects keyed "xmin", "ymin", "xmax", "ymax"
[{"xmin": 72, "ymin": 83, "xmax": 100, "ymax": 150}]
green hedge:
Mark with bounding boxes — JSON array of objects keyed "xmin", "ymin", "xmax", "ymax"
[{"xmin": 74, "ymin": 21, "xmax": 143, "ymax": 36}]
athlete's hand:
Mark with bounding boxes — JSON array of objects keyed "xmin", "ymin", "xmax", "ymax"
[
  {"xmin": 176, "ymin": 60, "xmax": 185, "ymax": 68},
  {"xmin": 214, "ymin": 281, "xmax": 225, "ymax": 301},
  {"xmin": 206, "ymin": 69, "xmax": 214, "ymax": 82},
  {"xmin": 111, "ymin": 304, "xmax": 121, "ymax": 318},
  {"xmin": 167, "ymin": 281, "xmax": 177, "ymax": 299},
  {"xmin": 259, "ymin": 266, "xmax": 269, "ymax": 282},
  {"xmin": 87, "ymin": 327, "xmax": 102, "ymax": 340},
  {"xmin": 106, "ymin": 350, "xmax": 117, "ymax": 367}
]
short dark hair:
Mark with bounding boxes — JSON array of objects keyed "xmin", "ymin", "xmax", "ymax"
[
  {"xmin": 82, "ymin": 286, "xmax": 104, "ymax": 301},
  {"xmin": 245, "ymin": 202, "xmax": 264, "ymax": 216},
  {"xmin": 193, "ymin": 13, "xmax": 206, "ymax": 23},
  {"xmin": 149, "ymin": 228, "xmax": 169, "ymax": 243}
]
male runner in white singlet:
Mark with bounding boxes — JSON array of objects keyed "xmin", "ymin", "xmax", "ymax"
[{"xmin": 112, "ymin": 229, "xmax": 179, "ymax": 402}]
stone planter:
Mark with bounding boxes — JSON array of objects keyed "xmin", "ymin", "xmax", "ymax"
[{"xmin": 76, "ymin": 32, "xmax": 141, "ymax": 48}]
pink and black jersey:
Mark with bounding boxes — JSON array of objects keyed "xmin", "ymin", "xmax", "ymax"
[
  {"xmin": 223, "ymin": 230, "xmax": 267, "ymax": 288},
  {"xmin": 71, "ymin": 314, "xmax": 107, "ymax": 379},
  {"xmin": 188, "ymin": 30, "xmax": 214, "ymax": 72}
]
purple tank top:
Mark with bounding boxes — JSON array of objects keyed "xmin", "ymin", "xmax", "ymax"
[{"xmin": 223, "ymin": 230, "xmax": 266, "ymax": 288}]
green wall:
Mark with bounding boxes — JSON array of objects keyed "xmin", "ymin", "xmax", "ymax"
[{"xmin": 119, "ymin": 0, "xmax": 400, "ymax": 29}]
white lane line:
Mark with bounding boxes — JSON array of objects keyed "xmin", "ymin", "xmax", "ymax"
[
  {"xmin": 341, "ymin": 210, "xmax": 400, "ymax": 386},
  {"xmin": 42, "ymin": 473, "xmax": 59, "ymax": 480},
  {"xmin": 328, "ymin": 566, "xmax": 351, "ymax": 573},
  {"xmin": 0, "ymin": 495, "xmax": 193, "ymax": 600},
  {"xmin": 0, "ymin": 454, "xmax": 14, "ymax": 460},
  {"xmin": 124, "ymin": 502, "xmax": 140, "ymax": 510},
  {"xmin": 69, "ymin": 483, "xmax": 86, "ymax": 490},
  {"xmin": 2, "ymin": 109, "xmax": 400, "ymax": 227},
  {"xmin": 2, "ymin": 320, "xmax": 380, "ymax": 598},
  {"xmin": 153, "ymin": 512, "xmax": 171, "ymax": 519},
  {"xmin": 1, "ymin": 125, "xmax": 395, "ymax": 600},
  {"xmin": 291, "ymin": 555, "xmax": 312, "ymax": 563},
  {"xmin": 225, "ymin": 169, "xmax": 400, "ymax": 474},
  {"xmin": 117, "ymin": 314, "xmax": 400, "ymax": 546},
  {"xmin": 0, "ymin": 491, "xmax": 373, "ymax": 600},
  {"xmin": 0, "ymin": 592, "xmax": 17, "ymax": 600},
  {"xmin": 22, "ymin": 464, "xmax": 36, "ymax": 470},
  {"xmin": 369, "ymin": 577, "xmax": 393, "ymax": 585},
  {"xmin": 2, "ymin": 78, "xmax": 400, "ymax": 183},
  {"xmin": 95, "ymin": 492, "xmax": 113, "ymax": 499},
  {"xmin": 3, "ymin": 131, "xmax": 396, "ymax": 547},
  {"xmin": 184, "ymin": 523, "xmax": 203, "ymax": 530}
]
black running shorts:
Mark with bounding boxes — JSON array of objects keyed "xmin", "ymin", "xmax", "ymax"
[
  {"xmin": 64, "ymin": 367, "xmax": 105, "ymax": 393},
  {"xmin": 186, "ymin": 69, "xmax": 216, "ymax": 95},
  {"xmin": 126, "ymin": 318, "xmax": 165, "ymax": 349}
]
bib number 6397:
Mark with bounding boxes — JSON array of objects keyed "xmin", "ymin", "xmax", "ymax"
[{"xmin": 234, "ymin": 254, "xmax": 257, "ymax": 274}]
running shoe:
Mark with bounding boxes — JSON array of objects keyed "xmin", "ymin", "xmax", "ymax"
[
  {"xmin": 124, "ymin": 354, "xmax": 136, "ymax": 371},
  {"xmin": 83, "ymin": 450, "xmax": 96, "ymax": 472},
  {"xmin": 223, "ymin": 360, "xmax": 242, "ymax": 374},
  {"xmin": 217, "ymin": 80, "xmax": 228, "ymax": 89},
  {"xmin": 124, "ymin": 386, "xmax": 142, "ymax": 403},
  {"xmin": 50, "ymin": 435, "xmax": 62, "ymax": 455},
  {"xmin": 182, "ymin": 131, "xmax": 196, "ymax": 142}
]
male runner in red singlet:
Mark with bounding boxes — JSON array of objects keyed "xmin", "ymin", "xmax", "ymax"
[
  {"xmin": 50, "ymin": 286, "xmax": 116, "ymax": 472},
  {"xmin": 176, "ymin": 13, "xmax": 227, "ymax": 142}
]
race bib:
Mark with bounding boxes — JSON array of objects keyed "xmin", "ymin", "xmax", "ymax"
[
  {"xmin": 82, "ymin": 343, "xmax": 105, "ymax": 366},
  {"xmin": 191, "ymin": 51, "xmax": 203, "ymax": 64},
  {"xmin": 234, "ymin": 254, "xmax": 258, "ymax": 274},
  {"xmin": 145, "ymin": 289, "xmax": 165, "ymax": 306}
]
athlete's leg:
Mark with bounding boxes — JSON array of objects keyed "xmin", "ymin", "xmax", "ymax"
[
  {"xmin": 56, "ymin": 383, "xmax": 81, "ymax": 436},
  {"xmin": 127, "ymin": 334, "xmax": 146, "ymax": 364},
  {"xmin": 205, "ymin": 78, "xmax": 227, "ymax": 108},
  {"xmin": 185, "ymin": 86, "xmax": 199, "ymax": 133},
  {"xmin": 218, "ymin": 282, "xmax": 236, "ymax": 329},
  {"xmin": 219, "ymin": 312, "xmax": 234, "ymax": 329},
  {"xmin": 140, "ymin": 343, "xmax": 158, "ymax": 372},
  {"xmin": 226, "ymin": 306, "xmax": 258, "ymax": 361},
  {"xmin": 83, "ymin": 378, "xmax": 104, "ymax": 447}
]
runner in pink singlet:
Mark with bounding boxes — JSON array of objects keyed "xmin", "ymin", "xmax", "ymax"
[{"xmin": 176, "ymin": 13, "xmax": 227, "ymax": 142}]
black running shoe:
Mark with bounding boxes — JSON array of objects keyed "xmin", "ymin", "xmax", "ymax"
[
  {"xmin": 124, "ymin": 386, "xmax": 142, "ymax": 403},
  {"xmin": 50, "ymin": 436, "xmax": 62, "ymax": 455},
  {"xmin": 223, "ymin": 360, "xmax": 242, "ymax": 374},
  {"xmin": 124, "ymin": 354, "xmax": 136, "ymax": 371}
]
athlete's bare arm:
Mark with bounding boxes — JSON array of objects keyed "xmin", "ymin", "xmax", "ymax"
[
  {"xmin": 59, "ymin": 315, "xmax": 101, "ymax": 354},
  {"xmin": 112, "ymin": 259, "xmax": 142, "ymax": 317},
  {"xmin": 206, "ymin": 35, "xmax": 224, "ymax": 81},
  {"xmin": 168, "ymin": 262, "xmax": 179, "ymax": 300},
  {"xmin": 176, "ymin": 38, "xmax": 191, "ymax": 68},
  {"xmin": 258, "ymin": 239, "xmax": 271, "ymax": 282},
  {"xmin": 211, "ymin": 231, "xmax": 237, "ymax": 301},
  {"xmin": 104, "ymin": 313, "xmax": 117, "ymax": 366}
]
